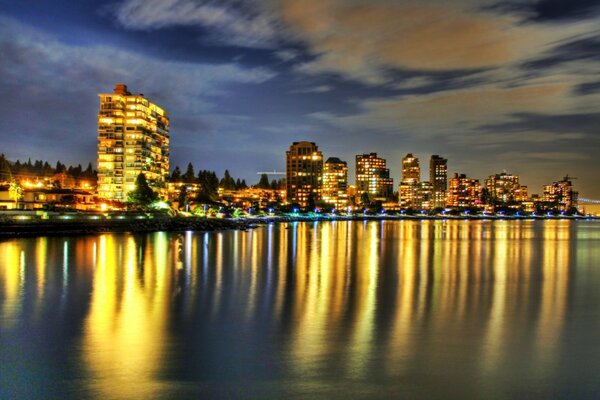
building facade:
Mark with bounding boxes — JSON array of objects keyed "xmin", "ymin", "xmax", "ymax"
[
  {"xmin": 97, "ymin": 84, "xmax": 170, "ymax": 201},
  {"xmin": 322, "ymin": 157, "xmax": 349, "ymax": 209},
  {"xmin": 446, "ymin": 173, "xmax": 482, "ymax": 208},
  {"xmin": 355, "ymin": 153, "xmax": 393, "ymax": 202},
  {"xmin": 399, "ymin": 153, "xmax": 421, "ymax": 209},
  {"xmin": 543, "ymin": 175, "xmax": 578, "ymax": 212},
  {"xmin": 430, "ymin": 155, "xmax": 447, "ymax": 209},
  {"xmin": 485, "ymin": 172, "xmax": 528, "ymax": 206},
  {"xmin": 286, "ymin": 141, "xmax": 323, "ymax": 208}
]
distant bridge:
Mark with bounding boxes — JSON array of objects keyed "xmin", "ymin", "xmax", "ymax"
[
  {"xmin": 256, "ymin": 171, "xmax": 285, "ymax": 175},
  {"xmin": 579, "ymin": 198, "xmax": 600, "ymax": 205}
]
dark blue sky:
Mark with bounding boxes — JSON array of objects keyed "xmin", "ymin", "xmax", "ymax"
[{"xmin": 1, "ymin": 0, "xmax": 599, "ymax": 199}]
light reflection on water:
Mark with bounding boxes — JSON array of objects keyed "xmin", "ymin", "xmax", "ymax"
[{"xmin": 1, "ymin": 220, "xmax": 600, "ymax": 399}]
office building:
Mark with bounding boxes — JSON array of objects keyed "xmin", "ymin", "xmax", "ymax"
[
  {"xmin": 430, "ymin": 155, "xmax": 447, "ymax": 208},
  {"xmin": 286, "ymin": 141, "xmax": 323, "ymax": 207},
  {"xmin": 322, "ymin": 157, "xmax": 349, "ymax": 209},
  {"xmin": 399, "ymin": 153, "xmax": 421, "ymax": 208},
  {"xmin": 355, "ymin": 153, "xmax": 393, "ymax": 201}
]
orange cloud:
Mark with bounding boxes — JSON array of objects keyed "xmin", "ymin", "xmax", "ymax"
[{"xmin": 277, "ymin": 0, "xmax": 586, "ymax": 82}]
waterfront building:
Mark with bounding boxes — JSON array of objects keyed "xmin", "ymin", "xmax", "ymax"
[
  {"xmin": 399, "ymin": 153, "xmax": 420, "ymax": 209},
  {"xmin": 430, "ymin": 155, "xmax": 447, "ymax": 208},
  {"xmin": 418, "ymin": 181, "xmax": 433, "ymax": 210},
  {"xmin": 322, "ymin": 157, "xmax": 349, "ymax": 209},
  {"xmin": 485, "ymin": 172, "xmax": 528, "ymax": 206},
  {"xmin": 446, "ymin": 173, "xmax": 482, "ymax": 208},
  {"xmin": 97, "ymin": 84, "xmax": 170, "ymax": 201},
  {"xmin": 286, "ymin": 141, "xmax": 323, "ymax": 207},
  {"xmin": 543, "ymin": 175, "xmax": 578, "ymax": 212},
  {"xmin": 355, "ymin": 153, "xmax": 394, "ymax": 202},
  {"xmin": 0, "ymin": 186, "xmax": 96, "ymax": 211},
  {"xmin": 402, "ymin": 153, "xmax": 420, "ymax": 182}
]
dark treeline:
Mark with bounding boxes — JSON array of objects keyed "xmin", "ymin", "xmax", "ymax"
[
  {"xmin": 0, "ymin": 154, "xmax": 97, "ymax": 182},
  {"xmin": 170, "ymin": 163, "xmax": 283, "ymax": 191},
  {"xmin": 169, "ymin": 164, "xmax": 284, "ymax": 206}
]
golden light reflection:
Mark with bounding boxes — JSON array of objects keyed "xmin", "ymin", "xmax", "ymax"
[
  {"xmin": 0, "ymin": 219, "xmax": 581, "ymax": 394},
  {"xmin": 83, "ymin": 234, "xmax": 170, "ymax": 398},
  {"xmin": 0, "ymin": 242, "xmax": 24, "ymax": 328}
]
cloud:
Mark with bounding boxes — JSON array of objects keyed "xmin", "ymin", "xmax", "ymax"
[
  {"xmin": 496, "ymin": 0, "xmax": 600, "ymax": 22},
  {"xmin": 274, "ymin": 49, "xmax": 300, "ymax": 62},
  {"xmin": 479, "ymin": 112, "xmax": 600, "ymax": 135},
  {"xmin": 0, "ymin": 16, "xmax": 275, "ymax": 164},
  {"xmin": 113, "ymin": 0, "xmax": 281, "ymax": 48},
  {"xmin": 279, "ymin": 0, "xmax": 586, "ymax": 84},
  {"xmin": 311, "ymin": 82, "xmax": 574, "ymax": 136},
  {"xmin": 291, "ymin": 85, "xmax": 332, "ymax": 93},
  {"xmin": 520, "ymin": 151, "xmax": 590, "ymax": 161}
]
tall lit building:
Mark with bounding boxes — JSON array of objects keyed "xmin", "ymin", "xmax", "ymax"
[
  {"xmin": 485, "ymin": 172, "xmax": 528, "ymax": 205},
  {"xmin": 543, "ymin": 175, "xmax": 578, "ymax": 212},
  {"xmin": 446, "ymin": 173, "xmax": 482, "ymax": 208},
  {"xmin": 399, "ymin": 153, "xmax": 421, "ymax": 208},
  {"xmin": 97, "ymin": 84, "xmax": 169, "ymax": 201},
  {"xmin": 322, "ymin": 157, "xmax": 349, "ymax": 209},
  {"xmin": 286, "ymin": 141, "xmax": 323, "ymax": 207},
  {"xmin": 430, "ymin": 155, "xmax": 447, "ymax": 208},
  {"xmin": 402, "ymin": 153, "xmax": 420, "ymax": 182},
  {"xmin": 355, "ymin": 153, "xmax": 393, "ymax": 201}
]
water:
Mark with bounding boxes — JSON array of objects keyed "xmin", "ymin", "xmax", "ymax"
[{"xmin": 1, "ymin": 220, "xmax": 600, "ymax": 399}]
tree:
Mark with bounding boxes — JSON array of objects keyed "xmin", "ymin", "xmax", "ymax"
[
  {"xmin": 360, "ymin": 192, "xmax": 370, "ymax": 208},
  {"xmin": 128, "ymin": 173, "xmax": 158, "ymax": 207},
  {"xmin": 55, "ymin": 161, "xmax": 66, "ymax": 174},
  {"xmin": 256, "ymin": 173, "xmax": 270, "ymax": 189},
  {"xmin": 83, "ymin": 162, "xmax": 94, "ymax": 178},
  {"xmin": 171, "ymin": 166, "xmax": 182, "ymax": 182},
  {"xmin": 182, "ymin": 163, "xmax": 196, "ymax": 183},
  {"xmin": 197, "ymin": 170, "xmax": 219, "ymax": 201},
  {"xmin": 307, "ymin": 193, "xmax": 316, "ymax": 211},
  {"xmin": 220, "ymin": 170, "xmax": 236, "ymax": 190},
  {"xmin": 9, "ymin": 181, "xmax": 23, "ymax": 207},
  {"xmin": 0, "ymin": 154, "xmax": 12, "ymax": 182},
  {"xmin": 177, "ymin": 185, "xmax": 190, "ymax": 210}
]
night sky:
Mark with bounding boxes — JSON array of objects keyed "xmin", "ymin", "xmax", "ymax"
[{"xmin": 1, "ymin": 0, "xmax": 599, "ymax": 199}]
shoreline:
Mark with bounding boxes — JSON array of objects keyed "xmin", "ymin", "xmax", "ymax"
[{"xmin": 0, "ymin": 213, "xmax": 597, "ymax": 239}]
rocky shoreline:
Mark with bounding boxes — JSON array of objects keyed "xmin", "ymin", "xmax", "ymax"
[{"xmin": 0, "ymin": 213, "xmax": 596, "ymax": 239}]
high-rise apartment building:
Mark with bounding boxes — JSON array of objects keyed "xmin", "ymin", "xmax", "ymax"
[
  {"xmin": 543, "ymin": 175, "xmax": 578, "ymax": 212},
  {"xmin": 485, "ymin": 172, "xmax": 528, "ymax": 205},
  {"xmin": 322, "ymin": 157, "xmax": 349, "ymax": 209},
  {"xmin": 402, "ymin": 153, "xmax": 420, "ymax": 182},
  {"xmin": 430, "ymin": 155, "xmax": 447, "ymax": 208},
  {"xmin": 355, "ymin": 153, "xmax": 393, "ymax": 201},
  {"xmin": 286, "ymin": 141, "xmax": 323, "ymax": 207},
  {"xmin": 97, "ymin": 84, "xmax": 169, "ymax": 201},
  {"xmin": 446, "ymin": 173, "xmax": 482, "ymax": 208},
  {"xmin": 399, "ymin": 153, "xmax": 421, "ymax": 209}
]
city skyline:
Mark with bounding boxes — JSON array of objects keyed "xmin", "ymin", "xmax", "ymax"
[{"xmin": 1, "ymin": 0, "xmax": 600, "ymax": 201}]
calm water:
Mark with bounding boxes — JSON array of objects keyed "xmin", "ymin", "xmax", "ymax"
[{"xmin": 1, "ymin": 220, "xmax": 600, "ymax": 399}]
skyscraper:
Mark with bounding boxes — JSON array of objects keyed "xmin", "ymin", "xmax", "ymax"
[
  {"xmin": 399, "ymin": 153, "xmax": 421, "ymax": 209},
  {"xmin": 97, "ymin": 84, "xmax": 170, "ymax": 201},
  {"xmin": 286, "ymin": 141, "xmax": 323, "ymax": 208},
  {"xmin": 322, "ymin": 157, "xmax": 349, "ymax": 209},
  {"xmin": 402, "ymin": 153, "xmax": 420, "ymax": 182},
  {"xmin": 430, "ymin": 155, "xmax": 447, "ymax": 209},
  {"xmin": 355, "ymin": 153, "xmax": 393, "ymax": 202}
]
